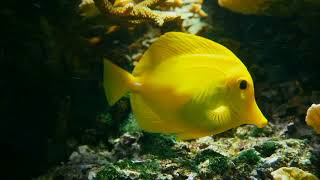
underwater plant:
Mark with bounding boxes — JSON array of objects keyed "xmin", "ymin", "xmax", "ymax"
[{"xmin": 103, "ymin": 32, "xmax": 268, "ymax": 140}]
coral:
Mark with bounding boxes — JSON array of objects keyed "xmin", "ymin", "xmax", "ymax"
[
  {"xmin": 305, "ymin": 104, "xmax": 320, "ymax": 134},
  {"xmin": 79, "ymin": 0, "xmax": 179, "ymax": 26},
  {"xmin": 175, "ymin": 0, "xmax": 208, "ymax": 34},
  {"xmin": 161, "ymin": 0, "xmax": 183, "ymax": 7},
  {"xmin": 189, "ymin": 3, "xmax": 207, "ymax": 17},
  {"xmin": 79, "ymin": 0, "xmax": 101, "ymax": 17},
  {"xmin": 271, "ymin": 167, "xmax": 319, "ymax": 180},
  {"xmin": 80, "ymin": 0, "xmax": 209, "ymax": 37}
]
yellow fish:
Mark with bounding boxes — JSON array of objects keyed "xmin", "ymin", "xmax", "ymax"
[
  {"xmin": 218, "ymin": 0, "xmax": 269, "ymax": 15},
  {"xmin": 103, "ymin": 32, "xmax": 268, "ymax": 140}
]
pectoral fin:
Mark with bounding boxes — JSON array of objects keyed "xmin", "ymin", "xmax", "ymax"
[{"xmin": 206, "ymin": 105, "xmax": 231, "ymax": 128}]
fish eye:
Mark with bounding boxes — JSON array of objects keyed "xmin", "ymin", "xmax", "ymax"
[{"xmin": 239, "ymin": 80, "xmax": 247, "ymax": 90}]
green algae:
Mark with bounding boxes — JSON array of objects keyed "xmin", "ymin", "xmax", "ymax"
[
  {"xmin": 177, "ymin": 158, "xmax": 198, "ymax": 172},
  {"xmin": 95, "ymin": 164, "xmax": 122, "ymax": 180},
  {"xmin": 249, "ymin": 126, "xmax": 273, "ymax": 137},
  {"xmin": 139, "ymin": 133, "xmax": 177, "ymax": 158},
  {"xmin": 235, "ymin": 149, "xmax": 261, "ymax": 165},
  {"xmin": 95, "ymin": 159, "xmax": 161, "ymax": 180},
  {"xmin": 254, "ymin": 140, "xmax": 279, "ymax": 157},
  {"xmin": 195, "ymin": 149, "xmax": 230, "ymax": 174},
  {"xmin": 97, "ymin": 112, "xmax": 113, "ymax": 126},
  {"xmin": 117, "ymin": 159, "xmax": 160, "ymax": 179},
  {"xmin": 170, "ymin": 149, "xmax": 231, "ymax": 177},
  {"xmin": 120, "ymin": 113, "xmax": 142, "ymax": 133}
]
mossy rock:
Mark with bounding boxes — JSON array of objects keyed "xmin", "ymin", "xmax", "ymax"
[
  {"xmin": 254, "ymin": 140, "xmax": 279, "ymax": 157},
  {"xmin": 95, "ymin": 164, "xmax": 123, "ymax": 180},
  {"xmin": 116, "ymin": 159, "xmax": 160, "ymax": 179},
  {"xmin": 195, "ymin": 149, "xmax": 230, "ymax": 175},
  {"xmin": 249, "ymin": 126, "xmax": 273, "ymax": 137},
  {"xmin": 95, "ymin": 160, "xmax": 161, "ymax": 180},
  {"xmin": 139, "ymin": 133, "xmax": 177, "ymax": 158},
  {"xmin": 234, "ymin": 149, "xmax": 261, "ymax": 165}
]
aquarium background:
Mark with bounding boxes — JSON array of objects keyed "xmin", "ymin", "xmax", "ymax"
[{"xmin": 1, "ymin": 0, "xmax": 320, "ymax": 179}]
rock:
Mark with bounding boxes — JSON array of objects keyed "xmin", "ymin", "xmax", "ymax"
[
  {"xmin": 305, "ymin": 104, "xmax": 320, "ymax": 134},
  {"xmin": 271, "ymin": 167, "xmax": 319, "ymax": 180},
  {"xmin": 156, "ymin": 173, "xmax": 174, "ymax": 180},
  {"xmin": 264, "ymin": 156, "xmax": 281, "ymax": 167},
  {"xmin": 109, "ymin": 132, "xmax": 142, "ymax": 160}
]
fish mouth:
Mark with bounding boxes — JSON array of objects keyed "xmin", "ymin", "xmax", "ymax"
[
  {"xmin": 249, "ymin": 102, "xmax": 268, "ymax": 128},
  {"xmin": 255, "ymin": 116, "xmax": 268, "ymax": 128}
]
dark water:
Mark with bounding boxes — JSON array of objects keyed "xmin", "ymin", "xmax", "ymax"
[{"xmin": 1, "ymin": 0, "xmax": 320, "ymax": 179}]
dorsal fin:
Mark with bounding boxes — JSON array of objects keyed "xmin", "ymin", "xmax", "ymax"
[{"xmin": 132, "ymin": 32, "xmax": 237, "ymax": 76}]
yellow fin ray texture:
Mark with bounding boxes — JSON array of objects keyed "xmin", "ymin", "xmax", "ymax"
[{"xmin": 133, "ymin": 32, "xmax": 238, "ymax": 76}]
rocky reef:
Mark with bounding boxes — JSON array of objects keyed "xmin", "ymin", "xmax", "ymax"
[{"xmin": 38, "ymin": 121, "xmax": 320, "ymax": 179}]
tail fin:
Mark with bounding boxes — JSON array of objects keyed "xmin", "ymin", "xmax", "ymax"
[{"xmin": 103, "ymin": 59, "xmax": 133, "ymax": 106}]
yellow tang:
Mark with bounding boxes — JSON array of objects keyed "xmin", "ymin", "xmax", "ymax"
[
  {"xmin": 218, "ymin": 0, "xmax": 269, "ymax": 15},
  {"xmin": 103, "ymin": 32, "xmax": 268, "ymax": 140}
]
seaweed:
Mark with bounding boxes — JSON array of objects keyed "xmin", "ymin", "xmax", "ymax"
[
  {"xmin": 234, "ymin": 149, "xmax": 261, "ymax": 165},
  {"xmin": 195, "ymin": 149, "xmax": 230, "ymax": 175},
  {"xmin": 254, "ymin": 141, "xmax": 279, "ymax": 157},
  {"xmin": 139, "ymin": 133, "xmax": 177, "ymax": 158}
]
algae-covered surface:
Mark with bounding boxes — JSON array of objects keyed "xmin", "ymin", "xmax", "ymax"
[{"xmin": 2, "ymin": 0, "xmax": 320, "ymax": 179}]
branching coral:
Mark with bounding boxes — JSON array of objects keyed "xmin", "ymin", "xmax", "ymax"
[
  {"xmin": 305, "ymin": 103, "xmax": 320, "ymax": 134},
  {"xmin": 79, "ymin": 0, "xmax": 179, "ymax": 26}
]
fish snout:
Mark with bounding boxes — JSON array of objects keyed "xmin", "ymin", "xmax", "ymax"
[
  {"xmin": 255, "ymin": 117, "xmax": 268, "ymax": 128},
  {"xmin": 249, "ymin": 102, "xmax": 268, "ymax": 128}
]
